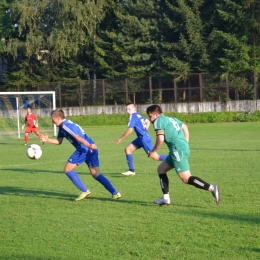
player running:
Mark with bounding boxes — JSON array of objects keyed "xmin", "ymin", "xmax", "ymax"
[
  {"xmin": 146, "ymin": 104, "xmax": 220, "ymax": 205},
  {"xmin": 22, "ymin": 106, "xmax": 40, "ymax": 145},
  {"xmin": 115, "ymin": 102, "xmax": 167, "ymax": 176},
  {"xmin": 39, "ymin": 109, "xmax": 121, "ymax": 202}
]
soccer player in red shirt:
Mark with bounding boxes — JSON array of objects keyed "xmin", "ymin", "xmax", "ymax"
[{"xmin": 22, "ymin": 106, "xmax": 40, "ymax": 145}]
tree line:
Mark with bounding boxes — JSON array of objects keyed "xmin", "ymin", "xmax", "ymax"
[{"xmin": 0, "ymin": 0, "xmax": 260, "ymax": 90}]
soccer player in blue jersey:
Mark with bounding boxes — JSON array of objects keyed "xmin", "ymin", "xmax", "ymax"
[
  {"xmin": 39, "ymin": 109, "xmax": 121, "ymax": 202},
  {"xmin": 115, "ymin": 102, "xmax": 167, "ymax": 176}
]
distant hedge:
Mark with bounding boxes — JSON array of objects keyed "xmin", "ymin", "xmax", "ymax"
[{"xmin": 67, "ymin": 111, "xmax": 260, "ymax": 126}]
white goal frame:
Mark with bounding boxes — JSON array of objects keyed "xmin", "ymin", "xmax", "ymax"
[{"xmin": 0, "ymin": 91, "xmax": 57, "ymax": 137}]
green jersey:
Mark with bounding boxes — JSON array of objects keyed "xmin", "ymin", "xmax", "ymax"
[{"xmin": 153, "ymin": 114, "xmax": 189, "ymax": 151}]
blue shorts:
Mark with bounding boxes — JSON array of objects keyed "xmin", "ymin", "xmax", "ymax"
[
  {"xmin": 131, "ymin": 137, "xmax": 153, "ymax": 154},
  {"xmin": 67, "ymin": 148, "xmax": 100, "ymax": 168}
]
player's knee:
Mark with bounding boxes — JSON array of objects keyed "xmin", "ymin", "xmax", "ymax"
[
  {"xmin": 179, "ymin": 173, "xmax": 190, "ymax": 184},
  {"xmin": 91, "ymin": 172, "xmax": 99, "ymax": 179},
  {"xmin": 182, "ymin": 177, "xmax": 189, "ymax": 184},
  {"xmin": 125, "ymin": 147, "xmax": 131, "ymax": 154}
]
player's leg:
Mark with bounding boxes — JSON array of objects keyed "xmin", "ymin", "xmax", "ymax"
[
  {"xmin": 175, "ymin": 154, "xmax": 220, "ymax": 205},
  {"xmin": 178, "ymin": 170, "xmax": 220, "ymax": 204},
  {"xmin": 64, "ymin": 150, "xmax": 90, "ymax": 201},
  {"xmin": 24, "ymin": 132, "xmax": 29, "ymax": 145},
  {"xmin": 24, "ymin": 127, "xmax": 32, "ymax": 145},
  {"xmin": 87, "ymin": 150, "xmax": 121, "ymax": 199},
  {"xmin": 154, "ymin": 160, "xmax": 173, "ymax": 205},
  {"xmin": 35, "ymin": 130, "xmax": 40, "ymax": 138},
  {"xmin": 121, "ymin": 141, "xmax": 137, "ymax": 176}
]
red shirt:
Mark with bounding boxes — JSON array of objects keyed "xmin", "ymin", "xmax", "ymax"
[{"xmin": 25, "ymin": 113, "xmax": 38, "ymax": 128}]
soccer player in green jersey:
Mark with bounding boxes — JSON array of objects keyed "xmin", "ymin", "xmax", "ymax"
[{"xmin": 146, "ymin": 104, "xmax": 220, "ymax": 205}]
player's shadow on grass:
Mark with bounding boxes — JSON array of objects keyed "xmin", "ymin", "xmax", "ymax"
[
  {"xmin": 1, "ymin": 168, "xmax": 64, "ymax": 174},
  {"xmin": 0, "ymin": 186, "xmax": 76, "ymax": 201},
  {"xmin": 1, "ymin": 168, "xmax": 114, "ymax": 176},
  {"xmin": 175, "ymin": 208, "xmax": 260, "ymax": 225},
  {"xmin": 0, "ymin": 186, "xmax": 150, "ymax": 205},
  {"xmin": 192, "ymin": 147, "xmax": 260, "ymax": 152}
]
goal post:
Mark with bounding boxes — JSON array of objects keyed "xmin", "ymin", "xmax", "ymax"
[{"xmin": 0, "ymin": 91, "xmax": 57, "ymax": 139}]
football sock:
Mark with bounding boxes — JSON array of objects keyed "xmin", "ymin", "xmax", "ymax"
[
  {"xmin": 159, "ymin": 155, "xmax": 167, "ymax": 161},
  {"xmin": 187, "ymin": 176, "xmax": 210, "ymax": 190},
  {"xmin": 25, "ymin": 135, "xmax": 28, "ymax": 144},
  {"xmin": 96, "ymin": 174, "xmax": 117, "ymax": 195},
  {"xmin": 159, "ymin": 173, "xmax": 169, "ymax": 194},
  {"xmin": 126, "ymin": 154, "xmax": 134, "ymax": 170},
  {"xmin": 163, "ymin": 194, "xmax": 170, "ymax": 200},
  {"xmin": 66, "ymin": 170, "xmax": 87, "ymax": 192}
]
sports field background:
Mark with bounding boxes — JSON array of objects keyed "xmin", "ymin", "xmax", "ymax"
[{"xmin": 0, "ymin": 123, "xmax": 259, "ymax": 259}]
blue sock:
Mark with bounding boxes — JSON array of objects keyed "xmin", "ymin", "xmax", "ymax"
[
  {"xmin": 126, "ymin": 154, "xmax": 134, "ymax": 170},
  {"xmin": 66, "ymin": 170, "xmax": 87, "ymax": 192},
  {"xmin": 159, "ymin": 155, "xmax": 167, "ymax": 161},
  {"xmin": 96, "ymin": 174, "xmax": 117, "ymax": 195}
]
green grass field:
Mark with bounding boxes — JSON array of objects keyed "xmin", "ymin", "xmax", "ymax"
[{"xmin": 0, "ymin": 123, "xmax": 259, "ymax": 260}]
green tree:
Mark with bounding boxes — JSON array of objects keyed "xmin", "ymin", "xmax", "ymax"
[
  {"xmin": 213, "ymin": 0, "xmax": 260, "ymax": 73},
  {"xmin": 95, "ymin": 0, "xmax": 165, "ymax": 78},
  {"xmin": 162, "ymin": 0, "xmax": 209, "ymax": 79}
]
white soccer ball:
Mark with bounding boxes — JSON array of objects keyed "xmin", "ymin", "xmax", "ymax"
[{"xmin": 26, "ymin": 144, "xmax": 42, "ymax": 160}]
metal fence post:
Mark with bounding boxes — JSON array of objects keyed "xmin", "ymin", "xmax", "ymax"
[
  {"xmin": 80, "ymin": 80, "xmax": 83, "ymax": 107},
  {"xmin": 58, "ymin": 82, "xmax": 62, "ymax": 107},
  {"xmin": 254, "ymin": 71, "xmax": 257, "ymax": 100},
  {"xmin": 125, "ymin": 78, "xmax": 128, "ymax": 103},
  {"xmin": 174, "ymin": 80, "xmax": 177, "ymax": 103},
  {"xmin": 102, "ymin": 79, "xmax": 105, "ymax": 106},
  {"xmin": 226, "ymin": 72, "xmax": 229, "ymax": 101},
  {"xmin": 199, "ymin": 73, "xmax": 203, "ymax": 102},
  {"xmin": 149, "ymin": 76, "xmax": 152, "ymax": 103}
]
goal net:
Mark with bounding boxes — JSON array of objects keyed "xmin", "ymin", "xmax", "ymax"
[{"xmin": 0, "ymin": 91, "xmax": 56, "ymax": 140}]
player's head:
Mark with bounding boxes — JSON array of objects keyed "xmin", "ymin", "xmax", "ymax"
[
  {"xmin": 26, "ymin": 106, "xmax": 32, "ymax": 113},
  {"xmin": 126, "ymin": 102, "xmax": 136, "ymax": 115},
  {"xmin": 146, "ymin": 105, "xmax": 163, "ymax": 123},
  {"xmin": 50, "ymin": 109, "xmax": 65, "ymax": 126}
]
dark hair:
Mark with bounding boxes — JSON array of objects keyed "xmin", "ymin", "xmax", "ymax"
[
  {"xmin": 27, "ymin": 105, "xmax": 31, "ymax": 109},
  {"xmin": 51, "ymin": 109, "xmax": 65, "ymax": 119},
  {"xmin": 146, "ymin": 104, "xmax": 163, "ymax": 114}
]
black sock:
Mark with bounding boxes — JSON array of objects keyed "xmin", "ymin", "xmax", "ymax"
[
  {"xmin": 159, "ymin": 173, "xmax": 169, "ymax": 194},
  {"xmin": 129, "ymin": 169, "xmax": 135, "ymax": 172},
  {"xmin": 188, "ymin": 176, "xmax": 210, "ymax": 190}
]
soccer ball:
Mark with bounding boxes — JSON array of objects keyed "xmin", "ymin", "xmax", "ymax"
[{"xmin": 26, "ymin": 144, "xmax": 42, "ymax": 160}]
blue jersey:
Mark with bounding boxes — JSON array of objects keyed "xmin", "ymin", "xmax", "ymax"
[
  {"xmin": 128, "ymin": 112, "xmax": 150, "ymax": 139},
  {"xmin": 58, "ymin": 119, "xmax": 94, "ymax": 150}
]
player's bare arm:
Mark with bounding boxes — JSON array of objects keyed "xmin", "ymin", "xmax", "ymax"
[
  {"xmin": 182, "ymin": 123, "xmax": 189, "ymax": 142},
  {"xmin": 39, "ymin": 133, "xmax": 63, "ymax": 145},
  {"xmin": 115, "ymin": 127, "xmax": 133, "ymax": 144},
  {"xmin": 74, "ymin": 134, "xmax": 97, "ymax": 150},
  {"xmin": 148, "ymin": 130, "xmax": 164, "ymax": 161}
]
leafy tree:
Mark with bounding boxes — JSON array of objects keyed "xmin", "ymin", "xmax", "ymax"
[
  {"xmin": 162, "ymin": 0, "xmax": 209, "ymax": 79},
  {"xmin": 213, "ymin": 0, "xmax": 260, "ymax": 73},
  {"xmin": 95, "ymin": 0, "xmax": 165, "ymax": 78}
]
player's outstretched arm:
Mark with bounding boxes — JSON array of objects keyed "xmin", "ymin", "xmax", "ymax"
[
  {"xmin": 39, "ymin": 133, "xmax": 62, "ymax": 145},
  {"xmin": 115, "ymin": 127, "xmax": 133, "ymax": 144}
]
